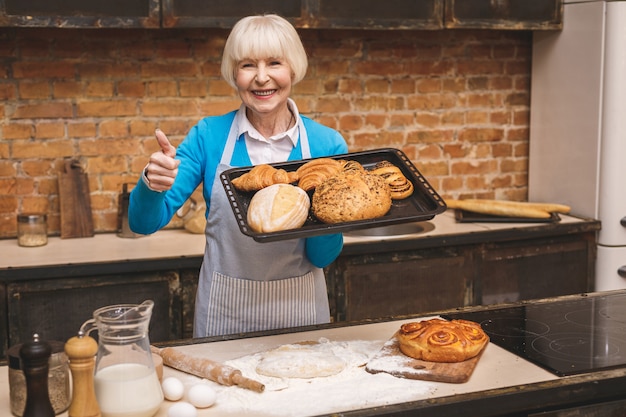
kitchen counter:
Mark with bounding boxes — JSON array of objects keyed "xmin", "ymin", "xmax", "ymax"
[
  {"xmin": 341, "ymin": 211, "xmax": 600, "ymax": 255},
  {"xmin": 0, "ymin": 211, "xmax": 601, "ymax": 359},
  {"xmin": 0, "ymin": 211, "xmax": 599, "ymax": 275},
  {"xmin": 1, "ymin": 291, "xmax": 625, "ymax": 417}
]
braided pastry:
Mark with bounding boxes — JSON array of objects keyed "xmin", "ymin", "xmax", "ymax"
[
  {"xmin": 232, "ymin": 164, "xmax": 298, "ymax": 192},
  {"xmin": 396, "ymin": 318, "xmax": 489, "ymax": 363},
  {"xmin": 370, "ymin": 161, "xmax": 414, "ymax": 200}
]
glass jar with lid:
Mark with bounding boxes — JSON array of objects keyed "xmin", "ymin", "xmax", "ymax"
[{"xmin": 17, "ymin": 214, "xmax": 48, "ymax": 247}]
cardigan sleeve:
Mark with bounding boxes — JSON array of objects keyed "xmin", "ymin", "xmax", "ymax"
[
  {"xmin": 129, "ymin": 114, "xmax": 233, "ymax": 235},
  {"xmin": 305, "ymin": 233, "xmax": 344, "ymax": 268}
]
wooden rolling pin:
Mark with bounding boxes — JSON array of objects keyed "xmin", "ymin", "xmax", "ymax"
[
  {"xmin": 151, "ymin": 346, "xmax": 265, "ymax": 393},
  {"xmin": 446, "ymin": 199, "xmax": 571, "ymax": 219}
]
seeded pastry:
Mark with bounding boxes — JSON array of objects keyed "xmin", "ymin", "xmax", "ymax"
[{"xmin": 312, "ymin": 171, "xmax": 392, "ymax": 223}]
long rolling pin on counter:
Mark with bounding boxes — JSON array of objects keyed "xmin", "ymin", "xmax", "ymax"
[{"xmin": 150, "ymin": 346, "xmax": 265, "ymax": 393}]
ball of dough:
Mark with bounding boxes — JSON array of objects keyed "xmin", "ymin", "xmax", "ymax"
[
  {"xmin": 256, "ymin": 343, "xmax": 346, "ymax": 379},
  {"xmin": 187, "ymin": 383, "xmax": 217, "ymax": 408}
]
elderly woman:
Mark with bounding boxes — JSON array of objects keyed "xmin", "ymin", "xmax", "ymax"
[{"xmin": 129, "ymin": 14, "xmax": 348, "ymax": 337}]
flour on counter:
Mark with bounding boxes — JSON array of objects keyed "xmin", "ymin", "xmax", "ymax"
[{"xmin": 203, "ymin": 338, "xmax": 436, "ymax": 416}]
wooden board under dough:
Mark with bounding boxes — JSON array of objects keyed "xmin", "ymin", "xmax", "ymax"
[{"xmin": 365, "ymin": 336, "xmax": 485, "ymax": 384}]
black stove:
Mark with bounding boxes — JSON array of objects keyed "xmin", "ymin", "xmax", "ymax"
[{"xmin": 444, "ymin": 292, "xmax": 626, "ymax": 376}]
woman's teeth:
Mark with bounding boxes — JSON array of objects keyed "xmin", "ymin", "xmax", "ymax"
[{"xmin": 254, "ymin": 90, "xmax": 276, "ymax": 96}]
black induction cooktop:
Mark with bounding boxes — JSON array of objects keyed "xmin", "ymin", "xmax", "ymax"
[{"xmin": 443, "ymin": 292, "xmax": 626, "ymax": 376}]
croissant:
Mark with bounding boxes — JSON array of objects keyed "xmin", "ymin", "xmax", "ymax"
[
  {"xmin": 231, "ymin": 165, "xmax": 298, "ymax": 192},
  {"xmin": 296, "ymin": 158, "xmax": 345, "ymax": 191},
  {"xmin": 396, "ymin": 318, "xmax": 489, "ymax": 363},
  {"xmin": 296, "ymin": 158, "xmax": 343, "ymax": 176},
  {"xmin": 342, "ymin": 160, "xmax": 366, "ymax": 175}
]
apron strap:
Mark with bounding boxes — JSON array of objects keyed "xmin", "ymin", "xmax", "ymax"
[
  {"xmin": 298, "ymin": 116, "xmax": 311, "ymax": 159},
  {"xmin": 220, "ymin": 111, "xmax": 242, "ymax": 165}
]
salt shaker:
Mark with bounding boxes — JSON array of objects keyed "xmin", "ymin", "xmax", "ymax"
[{"xmin": 19, "ymin": 334, "xmax": 55, "ymax": 417}]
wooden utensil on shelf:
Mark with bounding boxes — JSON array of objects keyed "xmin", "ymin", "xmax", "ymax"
[
  {"xmin": 59, "ymin": 159, "xmax": 94, "ymax": 239},
  {"xmin": 151, "ymin": 346, "xmax": 265, "ymax": 393}
]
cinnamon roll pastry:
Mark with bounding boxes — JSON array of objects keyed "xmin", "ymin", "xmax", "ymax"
[
  {"xmin": 370, "ymin": 161, "xmax": 414, "ymax": 200},
  {"xmin": 396, "ymin": 318, "xmax": 489, "ymax": 363}
]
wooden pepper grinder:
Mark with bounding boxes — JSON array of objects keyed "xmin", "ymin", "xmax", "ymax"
[
  {"xmin": 19, "ymin": 333, "xmax": 55, "ymax": 417},
  {"xmin": 65, "ymin": 331, "xmax": 101, "ymax": 417}
]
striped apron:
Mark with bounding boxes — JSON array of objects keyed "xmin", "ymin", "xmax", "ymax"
[{"xmin": 193, "ymin": 109, "xmax": 330, "ymax": 337}]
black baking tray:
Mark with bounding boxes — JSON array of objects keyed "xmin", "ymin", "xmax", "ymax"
[
  {"xmin": 454, "ymin": 209, "xmax": 561, "ymax": 223},
  {"xmin": 220, "ymin": 148, "xmax": 447, "ymax": 242}
]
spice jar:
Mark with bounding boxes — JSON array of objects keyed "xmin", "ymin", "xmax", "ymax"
[
  {"xmin": 17, "ymin": 214, "xmax": 48, "ymax": 247},
  {"xmin": 8, "ymin": 341, "xmax": 71, "ymax": 416}
]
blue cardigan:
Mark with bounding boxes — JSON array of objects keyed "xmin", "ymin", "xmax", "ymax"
[{"xmin": 129, "ymin": 110, "xmax": 348, "ymax": 268}]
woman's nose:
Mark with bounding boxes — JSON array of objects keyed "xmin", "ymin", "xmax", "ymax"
[{"xmin": 255, "ymin": 64, "xmax": 269, "ymax": 83}]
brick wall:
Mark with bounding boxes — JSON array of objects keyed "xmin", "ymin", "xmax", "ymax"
[{"xmin": 0, "ymin": 27, "xmax": 531, "ymax": 238}]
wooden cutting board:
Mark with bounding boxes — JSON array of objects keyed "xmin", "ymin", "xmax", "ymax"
[
  {"xmin": 365, "ymin": 335, "xmax": 485, "ymax": 384},
  {"xmin": 59, "ymin": 159, "xmax": 94, "ymax": 239}
]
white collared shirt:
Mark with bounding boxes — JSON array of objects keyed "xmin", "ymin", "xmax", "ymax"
[{"xmin": 237, "ymin": 98, "xmax": 300, "ymax": 165}]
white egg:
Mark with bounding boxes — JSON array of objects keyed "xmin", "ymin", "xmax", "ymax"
[
  {"xmin": 161, "ymin": 376, "xmax": 185, "ymax": 401},
  {"xmin": 167, "ymin": 401, "xmax": 197, "ymax": 417},
  {"xmin": 187, "ymin": 383, "xmax": 217, "ymax": 408}
]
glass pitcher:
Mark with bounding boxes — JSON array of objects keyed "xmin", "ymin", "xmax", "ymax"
[{"xmin": 80, "ymin": 300, "xmax": 163, "ymax": 417}]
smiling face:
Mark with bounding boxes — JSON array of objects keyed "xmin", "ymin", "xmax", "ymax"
[
  {"xmin": 221, "ymin": 15, "xmax": 308, "ymax": 90},
  {"xmin": 235, "ymin": 57, "xmax": 293, "ymax": 120}
]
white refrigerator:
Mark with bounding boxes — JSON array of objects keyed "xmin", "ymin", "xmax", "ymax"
[{"xmin": 529, "ymin": 0, "xmax": 626, "ymax": 291}]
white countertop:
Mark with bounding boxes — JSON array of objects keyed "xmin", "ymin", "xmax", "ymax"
[
  {"xmin": 0, "ymin": 212, "xmax": 589, "ymax": 270},
  {"xmin": 0, "ymin": 317, "xmax": 558, "ymax": 417},
  {"xmin": 0, "ymin": 229, "xmax": 207, "ymax": 270}
]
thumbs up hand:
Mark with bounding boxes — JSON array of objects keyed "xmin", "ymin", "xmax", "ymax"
[
  {"xmin": 156, "ymin": 128, "xmax": 177, "ymax": 158},
  {"xmin": 144, "ymin": 129, "xmax": 181, "ymax": 191}
]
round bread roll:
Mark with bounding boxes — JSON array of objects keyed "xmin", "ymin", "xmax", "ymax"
[
  {"xmin": 397, "ymin": 318, "xmax": 489, "ymax": 363},
  {"xmin": 247, "ymin": 184, "xmax": 310, "ymax": 233},
  {"xmin": 311, "ymin": 172, "xmax": 392, "ymax": 223}
]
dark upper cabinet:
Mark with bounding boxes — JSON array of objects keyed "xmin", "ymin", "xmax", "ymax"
[
  {"xmin": 309, "ymin": 0, "xmax": 443, "ymax": 29},
  {"xmin": 161, "ymin": 0, "xmax": 302, "ymax": 28},
  {"xmin": 444, "ymin": 0, "xmax": 563, "ymax": 30},
  {"xmin": 0, "ymin": 0, "xmax": 562, "ymax": 30},
  {"xmin": 0, "ymin": 0, "xmax": 160, "ymax": 27},
  {"xmin": 161, "ymin": 0, "xmax": 443, "ymax": 29}
]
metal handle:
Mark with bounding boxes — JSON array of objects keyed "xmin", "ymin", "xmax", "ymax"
[
  {"xmin": 618, "ymin": 266, "xmax": 626, "ymax": 278},
  {"xmin": 620, "ymin": 216, "xmax": 626, "ymax": 227}
]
